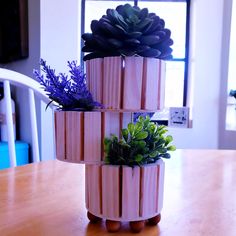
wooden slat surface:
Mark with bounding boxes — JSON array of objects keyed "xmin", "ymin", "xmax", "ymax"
[
  {"xmin": 1, "ymin": 149, "xmax": 236, "ymax": 235},
  {"xmin": 123, "ymin": 57, "xmax": 143, "ymax": 109},
  {"xmin": 84, "ymin": 112, "xmax": 102, "ymax": 162},
  {"xmin": 86, "ymin": 58, "xmax": 103, "ymax": 103},
  {"xmin": 122, "ymin": 166, "xmax": 140, "ymax": 219},
  {"xmin": 85, "ymin": 165, "xmax": 102, "ymax": 215},
  {"xmin": 101, "ymin": 165, "xmax": 120, "ymax": 219},
  {"xmin": 142, "ymin": 58, "xmax": 160, "ymax": 110},
  {"xmin": 54, "ymin": 112, "xmax": 66, "ymax": 160},
  {"xmin": 103, "ymin": 57, "xmax": 122, "ymax": 109},
  {"xmin": 139, "ymin": 165, "xmax": 158, "ymax": 217}
]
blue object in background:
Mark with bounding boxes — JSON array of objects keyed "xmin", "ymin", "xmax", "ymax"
[{"xmin": 0, "ymin": 141, "xmax": 29, "ymax": 170}]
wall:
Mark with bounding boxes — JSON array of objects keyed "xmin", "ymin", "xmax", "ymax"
[
  {"xmin": 40, "ymin": 0, "xmax": 81, "ymax": 160},
  {"xmin": 168, "ymin": 0, "xmax": 231, "ymax": 149}
]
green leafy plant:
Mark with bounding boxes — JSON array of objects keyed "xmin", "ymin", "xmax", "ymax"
[
  {"xmin": 82, "ymin": 4, "xmax": 173, "ymax": 61},
  {"xmin": 104, "ymin": 116, "xmax": 176, "ymax": 167}
]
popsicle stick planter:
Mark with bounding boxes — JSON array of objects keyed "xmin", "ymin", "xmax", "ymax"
[
  {"xmin": 86, "ymin": 56, "xmax": 166, "ymax": 111},
  {"xmin": 85, "ymin": 159, "xmax": 165, "ymax": 224},
  {"xmin": 54, "ymin": 111, "xmax": 132, "ymax": 164}
]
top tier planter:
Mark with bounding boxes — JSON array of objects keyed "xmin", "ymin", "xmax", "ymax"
[{"xmin": 86, "ymin": 56, "xmax": 166, "ymax": 111}]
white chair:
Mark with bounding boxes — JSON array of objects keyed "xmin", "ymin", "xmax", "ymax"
[{"xmin": 0, "ymin": 68, "xmax": 53, "ymax": 167}]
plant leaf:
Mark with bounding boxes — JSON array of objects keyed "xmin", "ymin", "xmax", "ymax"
[
  {"xmin": 135, "ymin": 131, "xmax": 148, "ymax": 140},
  {"xmin": 128, "ymin": 123, "xmax": 135, "ymax": 135},
  {"xmin": 167, "ymin": 145, "xmax": 176, "ymax": 151},
  {"xmin": 135, "ymin": 154, "xmax": 143, "ymax": 162},
  {"xmin": 122, "ymin": 128, "xmax": 129, "ymax": 142}
]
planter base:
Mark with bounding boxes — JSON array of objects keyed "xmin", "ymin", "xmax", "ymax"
[
  {"xmin": 87, "ymin": 212, "xmax": 102, "ymax": 223},
  {"xmin": 87, "ymin": 211, "xmax": 161, "ymax": 233},
  {"xmin": 105, "ymin": 220, "xmax": 121, "ymax": 232},
  {"xmin": 148, "ymin": 214, "xmax": 161, "ymax": 225}
]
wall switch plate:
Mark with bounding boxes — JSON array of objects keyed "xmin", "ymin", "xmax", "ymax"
[{"xmin": 169, "ymin": 107, "xmax": 190, "ymax": 128}]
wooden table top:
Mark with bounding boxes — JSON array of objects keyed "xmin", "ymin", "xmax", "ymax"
[{"xmin": 1, "ymin": 149, "xmax": 236, "ymax": 236}]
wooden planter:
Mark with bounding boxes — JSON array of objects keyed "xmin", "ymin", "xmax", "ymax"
[
  {"xmin": 54, "ymin": 111, "xmax": 132, "ymax": 164},
  {"xmin": 85, "ymin": 159, "xmax": 165, "ymax": 222},
  {"xmin": 54, "ymin": 56, "xmax": 167, "ymax": 232},
  {"xmin": 86, "ymin": 56, "xmax": 166, "ymax": 111}
]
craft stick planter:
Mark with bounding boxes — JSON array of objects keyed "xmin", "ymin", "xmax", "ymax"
[
  {"xmin": 86, "ymin": 56, "xmax": 166, "ymax": 111},
  {"xmin": 85, "ymin": 159, "xmax": 165, "ymax": 232},
  {"xmin": 54, "ymin": 111, "xmax": 132, "ymax": 164}
]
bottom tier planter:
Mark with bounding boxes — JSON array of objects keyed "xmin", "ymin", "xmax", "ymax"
[{"xmin": 85, "ymin": 159, "xmax": 165, "ymax": 232}]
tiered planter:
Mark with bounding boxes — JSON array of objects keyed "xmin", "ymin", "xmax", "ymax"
[{"xmin": 55, "ymin": 56, "xmax": 166, "ymax": 233}]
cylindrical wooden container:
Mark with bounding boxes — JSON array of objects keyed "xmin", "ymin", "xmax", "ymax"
[
  {"xmin": 54, "ymin": 111, "xmax": 132, "ymax": 164},
  {"xmin": 86, "ymin": 56, "xmax": 166, "ymax": 111},
  {"xmin": 85, "ymin": 159, "xmax": 165, "ymax": 221}
]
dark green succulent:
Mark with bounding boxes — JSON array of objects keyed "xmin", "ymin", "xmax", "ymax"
[
  {"xmin": 82, "ymin": 4, "xmax": 174, "ymax": 61},
  {"xmin": 104, "ymin": 116, "xmax": 176, "ymax": 167}
]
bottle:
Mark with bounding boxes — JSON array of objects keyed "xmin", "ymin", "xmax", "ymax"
[{"xmin": 0, "ymin": 89, "xmax": 16, "ymax": 142}]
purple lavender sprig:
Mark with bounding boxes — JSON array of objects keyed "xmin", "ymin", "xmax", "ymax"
[{"xmin": 34, "ymin": 59, "xmax": 102, "ymax": 110}]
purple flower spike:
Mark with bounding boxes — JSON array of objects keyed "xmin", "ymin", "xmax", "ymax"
[{"xmin": 34, "ymin": 59, "xmax": 103, "ymax": 111}]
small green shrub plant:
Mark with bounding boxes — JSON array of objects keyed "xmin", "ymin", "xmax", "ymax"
[{"xmin": 104, "ymin": 116, "xmax": 176, "ymax": 167}]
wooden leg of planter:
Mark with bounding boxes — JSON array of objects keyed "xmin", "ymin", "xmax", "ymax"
[
  {"xmin": 148, "ymin": 214, "xmax": 161, "ymax": 225},
  {"xmin": 129, "ymin": 220, "xmax": 145, "ymax": 233},
  {"xmin": 105, "ymin": 220, "xmax": 121, "ymax": 232},
  {"xmin": 87, "ymin": 211, "xmax": 102, "ymax": 223}
]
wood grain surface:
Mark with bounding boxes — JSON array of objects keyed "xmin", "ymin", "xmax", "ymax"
[{"xmin": 1, "ymin": 149, "xmax": 236, "ymax": 236}]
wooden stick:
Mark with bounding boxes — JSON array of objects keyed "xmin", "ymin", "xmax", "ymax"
[
  {"xmin": 86, "ymin": 58, "xmax": 103, "ymax": 103},
  {"xmin": 84, "ymin": 112, "xmax": 102, "ymax": 162},
  {"xmin": 102, "ymin": 112, "xmax": 120, "ymax": 160},
  {"xmin": 54, "ymin": 111, "xmax": 66, "ymax": 161},
  {"xmin": 103, "ymin": 57, "xmax": 122, "ymax": 109},
  {"xmin": 158, "ymin": 60, "xmax": 166, "ymax": 110},
  {"xmin": 86, "ymin": 164, "xmax": 102, "ymax": 215},
  {"xmin": 139, "ymin": 165, "xmax": 158, "ymax": 217},
  {"xmin": 157, "ymin": 160, "xmax": 165, "ymax": 213},
  {"xmin": 102, "ymin": 165, "xmax": 120, "ymax": 218},
  {"xmin": 142, "ymin": 58, "xmax": 160, "ymax": 110},
  {"xmin": 122, "ymin": 166, "xmax": 140, "ymax": 219},
  {"xmin": 123, "ymin": 57, "xmax": 143, "ymax": 109}
]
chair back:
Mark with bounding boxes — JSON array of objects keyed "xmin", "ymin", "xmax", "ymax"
[{"xmin": 0, "ymin": 68, "xmax": 52, "ymax": 167}]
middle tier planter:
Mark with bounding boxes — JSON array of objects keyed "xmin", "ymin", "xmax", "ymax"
[
  {"xmin": 86, "ymin": 56, "xmax": 166, "ymax": 111},
  {"xmin": 54, "ymin": 110, "xmax": 132, "ymax": 164}
]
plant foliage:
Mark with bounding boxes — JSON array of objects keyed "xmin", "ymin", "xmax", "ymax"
[
  {"xmin": 104, "ymin": 116, "xmax": 176, "ymax": 167},
  {"xmin": 34, "ymin": 59, "xmax": 102, "ymax": 110},
  {"xmin": 82, "ymin": 4, "xmax": 173, "ymax": 61}
]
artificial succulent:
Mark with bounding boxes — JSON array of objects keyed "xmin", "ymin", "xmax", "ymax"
[
  {"xmin": 82, "ymin": 4, "xmax": 173, "ymax": 61},
  {"xmin": 104, "ymin": 116, "xmax": 176, "ymax": 167},
  {"xmin": 34, "ymin": 59, "xmax": 102, "ymax": 110}
]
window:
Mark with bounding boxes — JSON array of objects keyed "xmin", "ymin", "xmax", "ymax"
[{"xmin": 81, "ymin": 0, "xmax": 190, "ymax": 110}]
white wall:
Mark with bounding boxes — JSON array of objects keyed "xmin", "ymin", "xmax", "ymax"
[
  {"xmin": 40, "ymin": 0, "xmax": 81, "ymax": 70},
  {"xmin": 168, "ymin": 0, "xmax": 236, "ymax": 149},
  {"xmin": 40, "ymin": 0, "xmax": 81, "ymax": 160}
]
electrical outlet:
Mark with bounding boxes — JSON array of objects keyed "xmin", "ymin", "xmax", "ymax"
[{"xmin": 169, "ymin": 107, "xmax": 190, "ymax": 128}]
